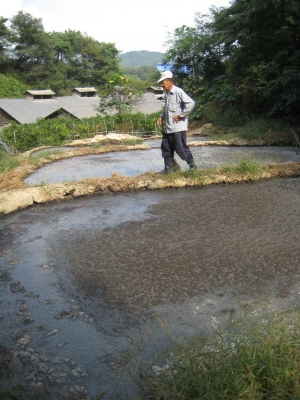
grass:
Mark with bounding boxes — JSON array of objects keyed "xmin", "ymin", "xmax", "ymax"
[
  {"xmin": 143, "ymin": 312, "xmax": 300, "ymax": 400},
  {"xmin": 91, "ymin": 138, "xmax": 144, "ymax": 148},
  {"xmin": 29, "ymin": 149, "xmax": 64, "ymax": 164},
  {"xmin": 209, "ymin": 120, "xmax": 295, "ymax": 145},
  {"xmin": 163, "ymin": 158, "xmax": 263, "ymax": 184},
  {"xmin": 219, "ymin": 157, "xmax": 261, "ymax": 176},
  {"xmin": 0, "ymin": 150, "xmax": 20, "ymax": 174},
  {"xmin": 123, "ymin": 138, "xmax": 144, "ymax": 146}
]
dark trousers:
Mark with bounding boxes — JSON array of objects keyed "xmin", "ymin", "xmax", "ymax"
[{"xmin": 161, "ymin": 131, "xmax": 194, "ymax": 167}]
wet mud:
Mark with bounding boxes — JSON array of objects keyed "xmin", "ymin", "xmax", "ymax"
[{"xmin": 1, "ymin": 177, "xmax": 300, "ymax": 398}]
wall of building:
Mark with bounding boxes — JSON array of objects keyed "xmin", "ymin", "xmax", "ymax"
[{"xmin": 0, "ymin": 109, "xmax": 15, "ymax": 127}]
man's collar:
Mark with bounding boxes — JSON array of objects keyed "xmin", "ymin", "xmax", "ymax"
[{"xmin": 167, "ymin": 84, "xmax": 175, "ymax": 94}]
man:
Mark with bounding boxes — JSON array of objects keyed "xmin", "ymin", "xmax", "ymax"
[{"xmin": 156, "ymin": 70, "xmax": 197, "ymax": 173}]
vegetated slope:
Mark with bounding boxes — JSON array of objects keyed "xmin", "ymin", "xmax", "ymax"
[
  {"xmin": 0, "ymin": 74, "xmax": 27, "ymax": 98},
  {"xmin": 119, "ymin": 50, "xmax": 163, "ymax": 68}
]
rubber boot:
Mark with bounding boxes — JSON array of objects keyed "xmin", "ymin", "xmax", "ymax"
[
  {"xmin": 171, "ymin": 159, "xmax": 181, "ymax": 172},
  {"xmin": 158, "ymin": 159, "xmax": 181, "ymax": 174},
  {"xmin": 187, "ymin": 158, "xmax": 197, "ymax": 171}
]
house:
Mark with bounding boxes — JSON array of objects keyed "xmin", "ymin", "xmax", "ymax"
[
  {"xmin": 0, "ymin": 88, "xmax": 101, "ymax": 127},
  {"xmin": 71, "ymin": 87, "xmax": 98, "ymax": 98},
  {"xmin": 0, "ymin": 88, "xmax": 164, "ymax": 127},
  {"xmin": 147, "ymin": 86, "xmax": 164, "ymax": 95},
  {"xmin": 25, "ymin": 89, "xmax": 56, "ymax": 101}
]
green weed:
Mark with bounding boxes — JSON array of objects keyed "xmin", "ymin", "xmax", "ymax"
[
  {"xmin": 182, "ymin": 168, "xmax": 206, "ymax": 182},
  {"xmin": 238, "ymin": 118, "xmax": 292, "ymax": 143},
  {"xmin": 29, "ymin": 149, "xmax": 65, "ymax": 168},
  {"xmin": 122, "ymin": 138, "xmax": 144, "ymax": 146},
  {"xmin": 220, "ymin": 157, "xmax": 261, "ymax": 176},
  {"xmin": 206, "ymin": 116, "xmax": 294, "ymax": 144},
  {"xmin": 0, "ymin": 150, "xmax": 20, "ymax": 174},
  {"xmin": 30, "ymin": 149, "xmax": 63, "ymax": 160},
  {"xmin": 144, "ymin": 312, "xmax": 300, "ymax": 400}
]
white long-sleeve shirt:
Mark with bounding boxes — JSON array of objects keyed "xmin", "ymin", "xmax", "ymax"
[{"xmin": 161, "ymin": 85, "xmax": 195, "ymax": 133}]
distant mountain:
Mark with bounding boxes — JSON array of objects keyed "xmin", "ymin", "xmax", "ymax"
[{"xmin": 119, "ymin": 50, "xmax": 163, "ymax": 68}]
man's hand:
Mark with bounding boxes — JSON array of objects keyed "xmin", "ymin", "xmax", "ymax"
[
  {"xmin": 173, "ymin": 115, "xmax": 181, "ymax": 123},
  {"xmin": 156, "ymin": 116, "xmax": 163, "ymax": 125}
]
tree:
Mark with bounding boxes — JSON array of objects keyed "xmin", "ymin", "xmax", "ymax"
[
  {"xmin": 0, "ymin": 17, "xmax": 9, "ymax": 69},
  {"xmin": 165, "ymin": 12, "xmax": 225, "ymax": 97},
  {"xmin": 51, "ymin": 31, "xmax": 120, "ymax": 88},
  {"xmin": 50, "ymin": 30, "xmax": 81, "ymax": 65},
  {"xmin": 97, "ymin": 75, "xmax": 142, "ymax": 114},
  {"xmin": 3, "ymin": 11, "xmax": 121, "ymax": 94},
  {"xmin": 213, "ymin": 0, "xmax": 300, "ymax": 119},
  {"xmin": 166, "ymin": 0, "xmax": 300, "ymax": 122},
  {"xmin": 8, "ymin": 11, "xmax": 54, "ymax": 84}
]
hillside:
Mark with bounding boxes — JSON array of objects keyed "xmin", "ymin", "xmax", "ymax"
[{"xmin": 119, "ymin": 50, "xmax": 163, "ymax": 68}]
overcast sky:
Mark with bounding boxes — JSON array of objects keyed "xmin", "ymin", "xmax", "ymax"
[{"xmin": 3, "ymin": 0, "xmax": 231, "ymax": 54}]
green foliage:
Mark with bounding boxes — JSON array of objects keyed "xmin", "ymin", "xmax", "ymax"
[
  {"xmin": 0, "ymin": 16, "xmax": 9, "ymax": 67},
  {"xmin": 166, "ymin": 0, "xmax": 300, "ymax": 123},
  {"xmin": 237, "ymin": 118, "xmax": 292, "ymax": 142},
  {"xmin": 0, "ymin": 12, "xmax": 120, "ymax": 94},
  {"xmin": 214, "ymin": 0, "xmax": 300, "ymax": 121},
  {"xmin": 1, "ymin": 112, "xmax": 161, "ymax": 152},
  {"xmin": 190, "ymin": 76, "xmax": 236, "ymax": 121},
  {"xmin": 203, "ymin": 105, "xmax": 249, "ymax": 127},
  {"xmin": 2, "ymin": 120, "xmax": 71, "ymax": 151},
  {"xmin": 266, "ymin": 66, "xmax": 300, "ymax": 121},
  {"xmin": 122, "ymin": 65, "xmax": 160, "ymax": 90},
  {"xmin": 8, "ymin": 11, "xmax": 55, "ymax": 85},
  {"xmin": 97, "ymin": 74, "xmax": 142, "ymax": 114},
  {"xmin": 122, "ymin": 138, "xmax": 143, "ymax": 146},
  {"xmin": 220, "ymin": 157, "xmax": 261, "ymax": 176},
  {"xmin": 206, "ymin": 114, "xmax": 293, "ymax": 144},
  {"xmin": 30, "ymin": 149, "xmax": 64, "ymax": 161},
  {"xmin": 0, "ymin": 73, "xmax": 26, "ymax": 98},
  {"xmin": 145, "ymin": 313, "xmax": 300, "ymax": 399},
  {"xmin": 165, "ymin": 13, "xmax": 225, "ymax": 96},
  {"xmin": 0, "ymin": 149, "xmax": 20, "ymax": 173}
]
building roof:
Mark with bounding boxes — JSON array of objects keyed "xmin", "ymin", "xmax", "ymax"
[
  {"xmin": 25, "ymin": 89, "xmax": 56, "ymax": 96},
  {"xmin": 147, "ymin": 86, "xmax": 163, "ymax": 91},
  {"xmin": 0, "ymin": 96, "xmax": 101, "ymax": 124},
  {"xmin": 0, "ymin": 93, "xmax": 163, "ymax": 125},
  {"xmin": 55, "ymin": 96, "xmax": 100, "ymax": 119},
  {"xmin": 72, "ymin": 87, "xmax": 98, "ymax": 93},
  {"xmin": 0, "ymin": 98, "xmax": 61, "ymax": 124}
]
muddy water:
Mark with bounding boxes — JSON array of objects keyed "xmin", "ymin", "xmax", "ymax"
[
  {"xmin": 24, "ymin": 142, "xmax": 300, "ymax": 185},
  {"xmin": 1, "ymin": 178, "xmax": 300, "ymax": 399}
]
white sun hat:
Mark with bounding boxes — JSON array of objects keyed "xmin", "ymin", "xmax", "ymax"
[{"xmin": 157, "ymin": 70, "xmax": 173, "ymax": 83}]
